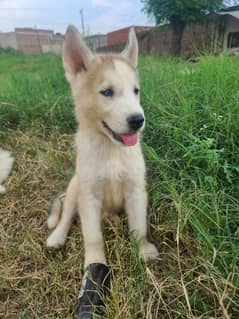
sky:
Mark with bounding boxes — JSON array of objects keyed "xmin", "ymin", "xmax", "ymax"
[{"xmin": 0, "ymin": 0, "xmax": 154, "ymax": 34}]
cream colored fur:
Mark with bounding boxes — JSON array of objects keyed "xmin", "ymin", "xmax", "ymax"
[
  {"xmin": 46, "ymin": 25, "xmax": 159, "ymax": 267},
  {"xmin": 0, "ymin": 149, "xmax": 14, "ymax": 194}
]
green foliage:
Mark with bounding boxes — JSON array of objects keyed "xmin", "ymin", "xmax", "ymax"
[
  {"xmin": 0, "ymin": 53, "xmax": 76, "ymax": 131},
  {"xmin": 0, "ymin": 46, "xmax": 22, "ymax": 55},
  {"xmin": 140, "ymin": 55, "xmax": 239, "ymax": 280},
  {"xmin": 142, "ymin": 0, "xmax": 227, "ymax": 24}
]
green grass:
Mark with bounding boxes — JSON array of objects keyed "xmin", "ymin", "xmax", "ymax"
[
  {"xmin": 0, "ymin": 52, "xmax": 75, "ymax": 131},
  {"xmin": 0, "ymin": 52, "xmax": 239, "ymax": 318}
]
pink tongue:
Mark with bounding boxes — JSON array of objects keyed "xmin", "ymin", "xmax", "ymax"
[{"xmin": 119, "ymin": 132, "xmax": 138, "ymax": 146}]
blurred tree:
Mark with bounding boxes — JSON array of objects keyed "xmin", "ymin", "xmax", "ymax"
[{"xmin": 142, "ymin": 0, "xmax": 235, "ymax": 55}]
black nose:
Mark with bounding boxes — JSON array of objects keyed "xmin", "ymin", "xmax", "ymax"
[{"xmin": 127, "ymin": 114, "xmax": 144, "ymax": 131}]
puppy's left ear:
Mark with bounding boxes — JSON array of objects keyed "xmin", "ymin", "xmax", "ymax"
[
  {"xmin": 63, "ymin": 25, "xmax": 93, "ymax": 82},
  {"xmin": 121, "ymin": 28, "xmax": 138, "ymax": 68}
]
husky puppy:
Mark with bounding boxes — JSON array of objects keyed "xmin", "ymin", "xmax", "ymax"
[{"xmin": 47, "ymin": 26, "xmax": 159, "ymax": 267}]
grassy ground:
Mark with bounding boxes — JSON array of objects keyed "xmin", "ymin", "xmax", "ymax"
[{"xmin": 0, "ymin": 51, "xmax": 238, "ymax": 318}]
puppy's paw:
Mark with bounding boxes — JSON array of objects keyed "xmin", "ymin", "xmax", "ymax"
[
  {"xmin": 107, "ymin": 214, "xmax": 121, "ymax": 226},
  {"xmin": 139, "ymin": 240, "xmax": 159, "ymax": 262},
  {"xmin": 102, "ymin": 210, "xmax": 121, "ymax": 226},
  {"xmin": 46, "ymin": 229, "xmax": 66, "ymax": 248},
  {"xmin": 47, "ymin": 213, "xmax": 59, "ymax": 230},
  {"xmin": 0, "ymin": 185, "xmax": 6, "ymax": 194}
]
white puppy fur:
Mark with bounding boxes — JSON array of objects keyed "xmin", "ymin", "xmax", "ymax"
[
  {"xmin": 0, "ymin": 149, "xmax": 14, "ymax": 193},
  {"xmin": 47, "ymin": 25, "xmax": 159, "ymax": 267}
]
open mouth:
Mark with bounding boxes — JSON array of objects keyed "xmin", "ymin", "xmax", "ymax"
[{"xmin": 102, "ymin": 121, "xmax": 138, "ymax": 146}]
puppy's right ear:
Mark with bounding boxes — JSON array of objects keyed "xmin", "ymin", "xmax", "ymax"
[{"xmin": 63, "ymin": 25, "xmax": 93, "ymax": 82}]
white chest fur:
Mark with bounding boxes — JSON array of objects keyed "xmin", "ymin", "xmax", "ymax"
[{"xmin": 75, "ymin": 131, "xmax": 145, "ymax": 212}]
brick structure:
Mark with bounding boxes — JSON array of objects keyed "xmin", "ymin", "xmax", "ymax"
[
  {"xmin": 85, "ymin": 34, "xmax": 107, "ymax": 51},
  {"xmin": 137, "ymin": 22, "xmax": 217, "ymax": 58},
  {"xmin": 0, "ymin": 32, "xmax": 17, "ymax": 50},
  {"xmin": 1, "ymin": 9, "xmax": 239, "ymax": 57},
  {"xmin": 107, "ymin": 26, "xmax": 153, "ymax": 46},
  {"xmin": 97, "ymin": 23, "xmax": 215, "ymax": 57},
  {"xmin": 16, "ymin": 28, "xmax": 64, "ymax": 54},
  {"xmin": 181, "ymin": 23, "xmax": 216, "ymax": 57},
  {"xmin": 138, "ymin": 26, "xmax": 173, "ymax": 56},
  {"xmin": 15, "ymin": 28, "xmax": 53, "ymax": 54},
  {"xmin": 97, "ymin": 9, "xmax": 239, "ymax": 58},
  {"xmin": 0, "ymin": 28, "xmax": 64, "ymax": 54}
]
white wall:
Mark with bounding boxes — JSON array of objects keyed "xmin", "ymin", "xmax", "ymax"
[
  {"xmin": 223, "ymin": 15, "xmax": 239, "ymax": 50},
  {"xmin": 42, "ymin": 44, "xmax": 62, "ymax": 54}
]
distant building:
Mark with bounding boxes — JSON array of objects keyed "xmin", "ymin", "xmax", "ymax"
[
  {"xmin": 85, "ymin": 34, "xmax": 107, "ymax": 51},
  {"xmin": 0, "ymin": 28, "xmax": 64, "ymax": 54},
  {"xmin": 212, "ymin": 6, "xmax": 239, "ymax": 53},
  {"xmin": 84, "ymin": 26, "xmax": 153, "ymax": 52},
  {"xmin": 0, "ymin": 32, "xmax": 17, "ymax": 50},
  {"xmin": 136, "ymin": 6, "xmax": 239, "ymax": 57},
  {"xmin": 107, "ymin": 26, "xmax": 153, "ymax": 46}
]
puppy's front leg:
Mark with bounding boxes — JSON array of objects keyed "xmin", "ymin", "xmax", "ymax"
[
  {"xmin": 124, "ymin": 186, "xmax": 159, "ymax": 262},
  {"xmin": 78, "ymin": 194, "xmax": 106, "ymax": 268}
]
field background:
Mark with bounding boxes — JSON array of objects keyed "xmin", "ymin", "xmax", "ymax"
[{"xmin": 0, "ymin": 52, "xmax": 239, "ymax": 318}]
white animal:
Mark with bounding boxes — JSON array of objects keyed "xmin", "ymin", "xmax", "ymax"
[{"xmin": 47, "ymin": 25, "xmax": 159, "ymax": 267}]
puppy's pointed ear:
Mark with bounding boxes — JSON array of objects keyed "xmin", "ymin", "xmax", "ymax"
[
  {"xmin": 63, "ymin": 25, "xmax": 93, "ymax": 82},
  {"xmin": 121, "ymin": 28, "xmax": 138, "ymax": 68}
]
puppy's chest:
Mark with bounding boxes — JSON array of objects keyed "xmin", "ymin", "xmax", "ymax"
[
  {"xmin": 103, "ymin": 177, "xmax": 124, "ymax": 212},
  {"xmin": 101, "ymin": 159, "xmax": 126, "ymax": 211},
  {"xmin": 102, "ymin": 157, "xmax": 125, "ymax": 180},
  {"xmin": 77, "ymin": 146, "xmax": 134, "ymax": 210}
]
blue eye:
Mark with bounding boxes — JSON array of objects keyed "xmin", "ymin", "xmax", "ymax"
[{"xmin": 100, "ymin": 88, "xmax": 114, "ymax": 97}]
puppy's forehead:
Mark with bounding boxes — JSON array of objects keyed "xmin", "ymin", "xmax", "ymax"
[
  {"xmin": 84, "ymin": 56, "xmax": 138, "ymax": 90},
  {"xmin": 100, "ymin": 59, "xmax": 138, "ymax": 87},
  {"xmin": 88, "ymin": 56, "xmax": 137, "ymax": 84},
  {"xmin": 113, "ymin": 59, "xmax": 137, "ymax": 81}
]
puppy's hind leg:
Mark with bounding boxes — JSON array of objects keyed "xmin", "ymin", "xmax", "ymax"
[
  {"xmin": 47, "ymin": 193, "xmax": 65, "ymax": 230},
  {"xmin": 0, "ymin": 185, "xmax": 6, "ymax": 194},
  {"xmin": 47, "ymin": 175, "xmax": 78, "ymax": 248}
]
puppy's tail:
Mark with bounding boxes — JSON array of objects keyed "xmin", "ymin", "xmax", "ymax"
[
  {"xmin": 0, "ymin": 149, "xmax": 14, "ymax": 193},
  {"xmin": 47, "ymin": 193, "xmax": 65, "ymax": 229}
]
